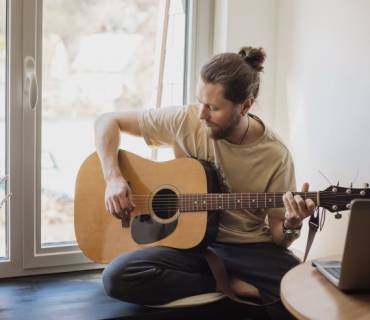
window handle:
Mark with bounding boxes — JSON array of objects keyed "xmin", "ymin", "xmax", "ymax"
[
  {"xmin": 24, "ymin": 56, "xmax": 38, "ymax": 110},
  {"xmin": 0, "ymin": 192, "xmax": 12, "ymax": 209}
]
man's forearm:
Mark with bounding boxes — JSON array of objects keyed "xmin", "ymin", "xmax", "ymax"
[{"xmin": 94, "ymin": 115, "xmax": 122, "ymax": 182}]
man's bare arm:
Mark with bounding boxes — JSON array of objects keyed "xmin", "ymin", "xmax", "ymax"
[{"xmin": 94, "ymin": 111, "xmax": 142, "ymax": 218}]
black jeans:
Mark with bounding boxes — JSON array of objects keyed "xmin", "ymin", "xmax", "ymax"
[{"xmin": 102, "ymin": 242, "xmax": 300, "ymax": 319}]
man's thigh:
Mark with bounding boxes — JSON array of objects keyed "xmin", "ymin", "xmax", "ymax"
[
  {"xmin": 102, "ymin": 246, "xmax": 216, "ymax": 304},
  {"xmin": 107, "ymin": 246, "xmax": 210, "ymax": 273}
]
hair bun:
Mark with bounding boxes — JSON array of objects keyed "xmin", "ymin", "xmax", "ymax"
[{"xmin": 238, "ymin": 46, "xmax": 266, "ymax": 72}]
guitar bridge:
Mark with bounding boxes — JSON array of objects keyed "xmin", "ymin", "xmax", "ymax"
[{"xmin": 121, "ymin": 211, "xmax": 131, "ymax": 228}]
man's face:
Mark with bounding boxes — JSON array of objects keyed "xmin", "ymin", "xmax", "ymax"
[{"xmin": 196, "ymin": 78, "xmax": 242, "ymax": 140}]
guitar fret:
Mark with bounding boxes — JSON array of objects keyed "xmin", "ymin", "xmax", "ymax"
[
  {"xmin": 180, "ymin": 191, "xmax": 310, "ymax": 212},
  {"xmin": 268, "ymin": 193, "xmax": 273, "ymax": 207},
  {"xmin": 255, "ymin": 193, "xmax": 257, "ymax": 207}
]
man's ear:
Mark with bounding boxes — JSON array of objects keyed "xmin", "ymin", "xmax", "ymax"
[{"xmin": 241, "ymin": 97, "xmax": 254, "ymax": 116}]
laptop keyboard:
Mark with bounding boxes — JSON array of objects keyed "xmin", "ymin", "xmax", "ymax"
[{"xmin": 325, "ymin": 266, "xmax": 341, "ymax": 280}]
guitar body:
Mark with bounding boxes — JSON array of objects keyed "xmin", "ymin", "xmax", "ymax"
[{"xmin": 74, "ymin": 150, "xmax": 222, "ymax": 263}]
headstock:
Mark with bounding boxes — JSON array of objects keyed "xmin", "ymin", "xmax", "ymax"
[{"xmin": 319, "ymin": 184, "xmax": 370, "ymax": 212}]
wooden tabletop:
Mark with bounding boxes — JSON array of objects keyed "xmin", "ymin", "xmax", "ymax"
[{"xmin": 281, "ymin": 261, "xmax": 370, "ymax": 320}]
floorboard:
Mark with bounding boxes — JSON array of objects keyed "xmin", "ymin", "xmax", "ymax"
[{"xmin": 0, "ymin": 269, "xmax": 269, "ymax": 320}]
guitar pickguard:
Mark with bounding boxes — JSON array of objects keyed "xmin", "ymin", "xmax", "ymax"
[{"xmin": 131, "ymin": 214, "xmax": 178, "ymax": 244}]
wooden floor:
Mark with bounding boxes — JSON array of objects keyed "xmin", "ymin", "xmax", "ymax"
[{"xmin": 0, "ymin": 269, "xmax": 269, "ymax": 320}]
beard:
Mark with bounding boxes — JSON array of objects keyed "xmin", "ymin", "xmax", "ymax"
[{"xmin": 206, "ymin": 112, "xmax": 242, "ymax": 140}]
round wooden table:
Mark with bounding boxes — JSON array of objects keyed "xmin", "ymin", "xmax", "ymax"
[{"xmin": 281, "ymin": 261, "xmax": 370, "ymax": 320}]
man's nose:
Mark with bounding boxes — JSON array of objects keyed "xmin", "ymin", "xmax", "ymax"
[{"xmin": 199, "ymin": 105, "xmax": 209, "ymax": 120}]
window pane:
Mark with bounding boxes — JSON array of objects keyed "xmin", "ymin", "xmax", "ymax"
[
  {"xmin": 0, "ymin": 0, "xmax": 6, "ymax": 258},
  {"xmin": 41, "ymin": 0, "xmax": 186, "ymax": 245},
  {"xmin": 156, "ymin": 0, "xmax": 186, "ymax": 161}
]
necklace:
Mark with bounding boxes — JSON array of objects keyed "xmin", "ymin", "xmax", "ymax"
[{"xmin": 239, "ymin": 114, "xmax": 250, "ymax": 145}]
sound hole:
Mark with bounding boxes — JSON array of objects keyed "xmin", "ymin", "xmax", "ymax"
[{"xmin": 152, "ymin": 188, "xmax": 179, "ymax": 220}]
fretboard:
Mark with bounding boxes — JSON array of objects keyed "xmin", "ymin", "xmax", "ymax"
[{"xmin": 179, "ymin": 192, "xmax": 317, "ymax": 212}]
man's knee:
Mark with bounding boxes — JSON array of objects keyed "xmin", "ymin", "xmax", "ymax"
[
  {"xmin": 102, "ymin": 257, "xmax": 162, "ymax": 304},
  {"xmin": 102, "ymin": 264, "xmax": 125, "ymax": 300}
]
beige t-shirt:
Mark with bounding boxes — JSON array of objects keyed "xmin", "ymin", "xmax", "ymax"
[{"xmin": 137, "ymin": 104, "xmax": 296, "ymax": 243}]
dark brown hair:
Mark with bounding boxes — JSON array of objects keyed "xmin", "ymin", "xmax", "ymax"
[{"xmin": 200, "ymin": 46, "xmax": 266, "ymax": 104}]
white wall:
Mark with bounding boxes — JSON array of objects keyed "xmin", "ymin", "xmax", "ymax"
[
  {"xmin": 215, "ymin": 0, "xmax": 370, "ymax": 259},
  {"xmin": 213, "ymin": 0, "xmax": 278, "ymax": 126},
  {"xmin": 275, "ymin": 0, "xmax": 370, "ymax": 258}
]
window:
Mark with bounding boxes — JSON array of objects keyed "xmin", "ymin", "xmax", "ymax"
[
  {"xmin": 0, "ymin": 0, "xmax": 7, "ymax": 259},
  {"xmin": 40, "ymin": 0, "xmax": 187, "ymax": 246},
  {"xmin": 0, "ymin": 0, "xmax": 213, "ymax": 277},
  {"xmin": 40, "ymin": 0, "xmax": 186, "ymax": 246}
]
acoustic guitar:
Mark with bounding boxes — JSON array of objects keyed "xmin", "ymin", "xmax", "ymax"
[{"xmin": 74, "ymin": 150, "xmax": 370, "ymax": 263}]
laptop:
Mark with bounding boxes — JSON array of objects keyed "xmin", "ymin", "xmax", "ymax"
[{"xmin": 312, "ymin": 199, "xmax": 370, "ymax": 292}]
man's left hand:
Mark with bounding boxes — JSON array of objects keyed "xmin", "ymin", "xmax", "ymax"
[{"xmin": 283, "ymin": 182, "xmax": 316, "ymax": 228}]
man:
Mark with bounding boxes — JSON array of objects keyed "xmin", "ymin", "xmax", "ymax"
[{"xmin": 94, "ymin": 47, "xmax": 316, "ymax": 319}]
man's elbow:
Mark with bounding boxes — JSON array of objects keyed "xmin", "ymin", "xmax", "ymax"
[
  {"xmin": 94, "ymin": 113, "xmax": 115, "ymax": 130},
  {"xmin": 95, "ymin": 110, "xmax": 142, "ymax": 137}
]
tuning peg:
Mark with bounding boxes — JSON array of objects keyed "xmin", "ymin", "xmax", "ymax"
[
  {"xmin": 335, "ymin": 212, "xmax": 342, "ymax": 219},
  {"xmin": 363, "ymin": 183, "xmax": 369, "ymax": 188}
]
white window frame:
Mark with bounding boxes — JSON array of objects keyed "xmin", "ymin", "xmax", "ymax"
[{"xmin": 0, "ymin": 0, "xmax": 214, "ymax": 278}]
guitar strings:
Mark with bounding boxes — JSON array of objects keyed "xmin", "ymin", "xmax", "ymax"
[
  {"xmin": 119, "ymin": 192, "xmax": 367, "ymax": 210},
  {"xmin": 128, "ymin": 195, "xmax": 364, "ymax": 202},
  {"xmin": 130, "ymin": 191, "xmax": 365, "ymax": 197},
  {"xmin": 122, "ymin": 199, "xmax": 358, "ymax": 209},
  {"xmin": 127, "ymin": 195, "xmax": 365, "ymax": 205}
]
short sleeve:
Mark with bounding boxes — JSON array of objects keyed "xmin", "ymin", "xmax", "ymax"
[
  {"xmin": 137, "ymin": 106, "xmax": 188, "ymax": 147},
  {"xmin": 266, "ymin": 150, "xmax": 297, "ymax": 219}
]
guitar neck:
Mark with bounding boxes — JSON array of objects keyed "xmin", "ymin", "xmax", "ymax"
[{"xmin": 179, "ymin": 192, "xmax": 318, "ymax": 212}]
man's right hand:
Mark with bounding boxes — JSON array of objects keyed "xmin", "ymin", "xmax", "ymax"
[
  {"xmin": 105, "ymin": 176, "xmax": 136, "ymax": 219},
  {"xmin": 94, "ymin": 110, "xmax": 142, "ymax": 219}
]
